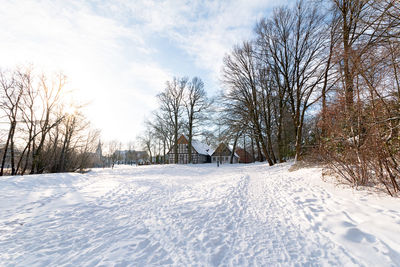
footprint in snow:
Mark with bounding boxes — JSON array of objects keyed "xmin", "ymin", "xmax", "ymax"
[
  {"xmin": 341, "ymin": 221, "xmax": 356, "ymax": 228},
  {"xmin": 344, "ymin": 228, "xmax": 376, "ymax": 243}
]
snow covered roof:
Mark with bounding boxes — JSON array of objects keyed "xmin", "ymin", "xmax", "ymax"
[
  {"xmin": 168, "ymin": 134, "xmax": 213, "ymax": 156},
  {"xmin": 192, "ymin": 140, "xmax": 213, "ymax": 156},
  {"xmin": 211, "ymin": 143, "xmax": 239, "ymax": 157}
]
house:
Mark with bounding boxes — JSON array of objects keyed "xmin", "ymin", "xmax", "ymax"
[
  {"xmin": 211, "ymin": 143, "xmax": 239, "ymax": 164},
  {"xmin": 115, "ymin": 150, "xmax": 149, "ymax": 165},
  {"xmin": 168, "ymin": 135, "xmax": 212, "ymax": 164},
  {"xmin": 235, "ymin": 148, "xmax": 254, "ymax": 163}
]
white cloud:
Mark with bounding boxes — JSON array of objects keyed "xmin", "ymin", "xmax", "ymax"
[
  {"xmin": 0, "ymin": 0, "xmax": 285, "ymax": 143},
  {"xmin": 0, "ymin": 0, "xmax": 172, "ymax": 143},
  {"xmin": 115, "ymin": 0, "xmax": 286, "ymax": 81}
]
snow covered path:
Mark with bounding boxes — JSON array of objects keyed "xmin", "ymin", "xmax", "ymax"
[{"xmin": 1, "ymin": 163, "xmax": 400, "ymax": 266}]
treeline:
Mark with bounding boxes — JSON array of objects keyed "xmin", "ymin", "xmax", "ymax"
[
  {"xmin": 220, "ymin": 0, "xmax": 400, "ymax": 195},
  {"xmin": 0, "ymin": 66, "xmax": 100, "ymax": 175},
  {"xmin": 141, "ymin": 77, "xmax": 212, "ymax": 164},
  {"xmin": 102, "ymin": 140, "xmax": 149, "ymax": 167}
]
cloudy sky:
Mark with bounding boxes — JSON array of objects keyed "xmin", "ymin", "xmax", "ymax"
[{"xmin": 0, "ymin": 0, "xmax": 288, "ymax": 143}]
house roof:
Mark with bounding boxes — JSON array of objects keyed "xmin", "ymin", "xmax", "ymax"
[
  {"xmin": 211, "ymin": 143, "xmax": 239, "ymax": 157},
  {"xmin": 168, "ymin": 134, "xmax": 213, "ymax": 156},
  {"xmin": 192, "ymin": 140, "xmax": 213, "ymax": 156}
]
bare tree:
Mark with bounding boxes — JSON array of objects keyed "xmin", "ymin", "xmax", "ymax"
[
  {"xmin": 139, "ymin": 125, "xmax": 155, "ymax": 164},
  {"xmin": 76, "ymin": 129, "xmax": 101, "ymax": 171},
  {"xmin": 157, "ymin": 77, "xmax": 186, "ymax": 164},
  {"xmin": 222, "ymin": 42, "xmax": 274, "ymax": 166},
  {"xmin": 106, "ymin": 140, "xmax": 120, "ymax": 168},
  {"xmin": 319, "ymin": 0, "xmax": 400, "ymax": 195},
  {"xmin": 256, "ymin": 1, "xmax": 326, "ymax": 162},
  {"xmin": 31, "ymin": 73, "xmax": 65, "ymax": 174},
  {"xmin": 0, "ymin": 66, "xmax": 103, "ymax": 175},
  {"xmin": 151, "ymin": 111, "xmax": 173, "ymax": 164},
  {"xmin": 54, "ymin": 109, "xmax": 89, "ymax": 172},
  {"xmin": 16, "ymin": 67, "xmax": 38, "ymax": 175},
  {"xmin": 0, "ymin": 69, "xmax": 24, "ymax": 175},
  {"xmin": 184, "ymin": 77, "xmax": 211, "ymax": 163}
]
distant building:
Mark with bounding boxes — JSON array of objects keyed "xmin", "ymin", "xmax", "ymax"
[
  {"xmin": 211, "ymin": 143, "xmax": 239, "ymax": 164},
  {"xmin": 135, "ymin": 151, "xmax": 149, "ymax": 164},
  {"xmin": 167, "ymin": 135, "xmax": 212, "ymax": 164},
  {"xmin": 92, "ymin": 141, "xmax": 106, "ymax": 167},
  {"xmin": 235, "ymin": 148, "xmax": 254, "ymax": 163},
  {"xmin": 96, "ymin": 141, "xmax": 102, "ymax": 158},
  {"xmin": 115, "ymin": 150, "xmax": 149, "ymax": 165}
]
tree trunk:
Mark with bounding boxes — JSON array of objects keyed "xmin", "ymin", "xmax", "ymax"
[
  {"xmin": 254, "ymin": 133, "xmax": 263, "ymax": 162},
  {"xmin": 10, "ymin": 122, "xmax": 16, "ymax": 175},
  {"xmin": 341, "ymin": 4, "xmax": 354, "ymax": 113},
  {"xmin": 294, "ymin": 109, "xmax": 306, "ymax": 162},
  {"xmin": 294, "ymin": 124, "xmax": 303, "ymax": 162},
  {"xmin": 277, "ymin": 112, "xmax": 284, "ymax": 162},
  {"xmin": 230, "ymin": 132, "xmax": 240, "ymax": 164},
  {"xmin": 244, "ymin": 134, "xmax": 247, "ymax": 163},
  {"xmin": 163, "ymin": 139, "xmax": 166, "ymax": 164},
  {"xmin": 188, "ymin": 116, "xmax": 193, "ymax": 163},
  {"xmin": 321, "ymin": 29, "xmax": 333, "ymax": 138},
  {"xmin": 254, "ymin": 119, "xmax": 273, "ymax": 166},
  {"xmin": 250, "ymin": 133, "xmax": 255, "ymax": 163},
  {"xmin": 174, "ymin": 113, "xmax": 178, "ymax": 164},
  {"xmin": 0, "ymin": 125, "xmax": 13, "ymax": 176},
  {"xmin": 259, "ymin": 133, "xmax": 274, "ymax": 166},
  {"xmin": 32, "ymin": 133, "xmax": 47, "ymax": 174},
  {"xmin": 267, "ymin": 131, "xmax": 276, "ymax": 164},
  {"xmin": 16, "ymin": 142, "xmax": 28, "ymax": 175}
]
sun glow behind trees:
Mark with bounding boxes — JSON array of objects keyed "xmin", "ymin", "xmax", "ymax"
[{"xmin": 0, "ymin": 66, "xmax": 99, "ymax": 175}]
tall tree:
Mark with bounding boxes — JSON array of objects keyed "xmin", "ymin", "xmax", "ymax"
[
  {"xmin": 15, "ymin": 68, "xmax": 39, "ymax": 175},
  {"xmin": 330, "ymin": 0, "xmax": 399, "ymax": 110},
  {"xmin": 157, "ymin": 77, "xmax": 186, "ymax": 164},
  {"xmin": 184, "ymin": 77, "xmax": 211, "ymax": 163},
  {"xmin": 0, "ymin": 69, "xmax": 23, "ymax": 175},
  {"xmin": 222, "ymin": 42, "xmax": 274, "ymax": 166},
  {"xmin": 150, "ymin": 111, "xmax": 172, "ymax": 164},
  {"xmin": 256, "ymin": 1, "xmax": 326, "ymax": 162},
  {"xmin": 31, "ymin": 73, "xmax": 64, "ymax": 174},
  {"xmin": 139, "ymin": 124, "xmax": 155, "ymax": 164}
]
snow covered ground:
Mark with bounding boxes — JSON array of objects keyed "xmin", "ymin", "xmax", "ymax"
[{"xmin": 1, "ymin": 163, "xmax": 400, "ymax": 266}]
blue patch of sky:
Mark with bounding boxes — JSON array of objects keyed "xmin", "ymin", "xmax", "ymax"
[{"xmin": 148, "ymin": 34, "xmax": 218, "ymax": 94}]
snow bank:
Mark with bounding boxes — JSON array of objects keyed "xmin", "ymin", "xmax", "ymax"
[{"xmin": 0, "ymin": 163, "xmax": 399, "ymax": 266}]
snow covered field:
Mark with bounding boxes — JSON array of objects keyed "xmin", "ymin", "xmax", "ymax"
[{"xmin": 1, "ymin": 163, "xmax": 400, "ymax": 266}]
